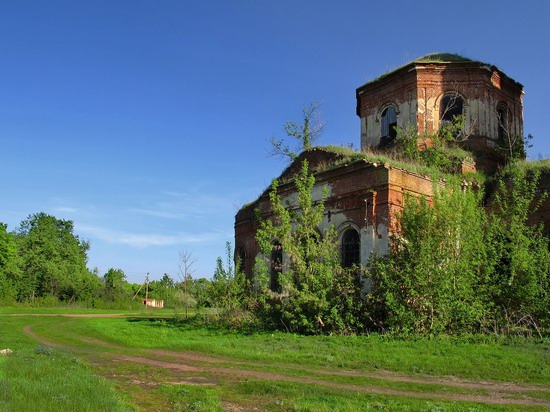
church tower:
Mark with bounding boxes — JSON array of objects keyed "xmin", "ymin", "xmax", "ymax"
[{"xmin": 356, "ymin": 53, "xmax": 524, "ymax": 172}]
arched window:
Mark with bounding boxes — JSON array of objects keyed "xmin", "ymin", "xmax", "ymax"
[
  {"xmin": 236, "ymin": 246, "xmax": 246, "ymax": 274},
  {"xmin": 380, "ymin": 106, "xmax": 397, "ymax": 147},
  {"xmin": 440, "ymin": 93, "xmax": 464, "ymax": 125},
  {"xmin": 497, "ymin": 104, "xmax": 509, "ymax": 141},
  {"xmin": 341, "ymin": 228, "xmax": 360, "ymax": 268},
  {"xmin": 270, "ymin": 242, "xmax": 283, "ymax": 292}
]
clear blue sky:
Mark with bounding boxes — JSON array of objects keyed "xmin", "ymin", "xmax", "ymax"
[{"xmin": 1, "ymin": 0, "xmax": 549, "ymax": 283}]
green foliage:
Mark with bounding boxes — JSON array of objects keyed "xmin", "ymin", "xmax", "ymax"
[
  {"xmin": 188, "ymin": 277, "xmax": 212, "ymax": 309},
  {"xmin": 270, "ymin": 102, "xmax": 324, "ymax": 161},
  {"xmin": 254, "ymin": 160, "xmax": 365, "ymax": 334},
  {"xmin": 394, "ymin": 118, "xmax": 472, "ymax": 174},
  {"xmin": 210, "ymin": 242, "xmax": 245, "ymax": 314},
  {"xmin": 102, "ymin": 268, "xmax": 130, "ymax": 303},
  {"xmin": 0, "ymin": 222, "xmax": 20, "ymax": 304},
  {"xmin": 146, "ymin": 273, "xmax": 181, "ymax": 308},
  {"xmin": 15, "ymin": 213, "xmax": 98, "ymax": 302},
  {"xmin": 368, "ymin": 168, "xmax": 550, "ymax": 335},
  {"xmin": 499, "ymin": 132, "xmax": 532, "ymax": 164},
  {"xmin": 485, "ymin": 167, "xmax": 550, "ymax": 332},
  {"xmin": 368, "ymin": 178, "xmax": 489, "ymax": 334}
]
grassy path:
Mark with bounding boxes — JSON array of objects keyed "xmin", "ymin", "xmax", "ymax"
[{"xmin": 3, "ymin": 313, "xmax": 550, "ymax": 411}]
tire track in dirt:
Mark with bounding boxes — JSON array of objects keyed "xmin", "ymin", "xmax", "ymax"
[
  {"xmin": 78, "ymin": 334, "xmax": 550, "ymax": 397},
  {"xmin": 112, "ymin": 353, "xmax": 550, "ymax": 407},
  {"xmin": 22, "ymin": 323, "xmax": 550, "ymax": 408}
]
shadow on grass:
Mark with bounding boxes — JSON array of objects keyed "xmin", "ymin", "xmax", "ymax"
[{"xmin": 125, "ymin": 314, "xmax": 265, "ymax": 335}]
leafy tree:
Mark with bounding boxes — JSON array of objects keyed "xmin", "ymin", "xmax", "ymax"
[
  {"xmin": 368, "ymin": 167, "xmax": 550, "ymax": 335},
  {"xmin": 368, "ymin": 178, "xmax": 489, "ymax": 334},
  {"xmin": 485, "ymin": 167, "xmax": 550, "ymax": 332},
  {"xmin": 147, "ymin": 273, "xmax": 179, "ymax": 308},
  {"xmin": 15, "ymin": 213, "xmax": 92, "ymax": 301},
  {"xmin": 103, "ymin": 268, "xmax": 128, "ymax": 302},
  {"xmin": 160, "ymin": 273, "xmax": 175, "ymax": 289},
  {"xmin": 189, "ymin": 277, "xmax": 212, "ymax": 309},
  {"xmin": 210, "ymin": 241, "xmax": 245, "ymax": 312},
  {"xmin": 254, "ymin": 160, "xmax": 365, "ymax": 334},
  {"xmin": 270, "ymin": 102, "xmax": 324, "ymax": 161},
  {"xmin": 0, "ymin": 222, "xmax": 20, "ymax": 303}
]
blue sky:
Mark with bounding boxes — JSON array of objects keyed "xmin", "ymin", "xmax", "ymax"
[{"xmin": 1, "ymin": 1, "xmax": 549, "ymax": 283}]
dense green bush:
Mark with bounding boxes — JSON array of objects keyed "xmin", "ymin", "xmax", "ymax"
[
  {"xmin": 253, "ymin": 160, "xmax": 366, "ymax": 334},
  {"xmin": 368, "ymin": 168, "xmax": 550, "ymax": 335},
  {"xmin": 368, "ymin": 177, "xmax": 489, "ymax": 334}
]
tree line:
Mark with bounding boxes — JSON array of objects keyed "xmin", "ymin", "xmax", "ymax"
[{"xmin": 0, "ymin": 212, "xmax": 241, "ymax": 310}]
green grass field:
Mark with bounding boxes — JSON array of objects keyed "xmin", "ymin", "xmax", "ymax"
[{"xmin": 1, "ymin": 308, "xmax": 549, "ymax": 411}]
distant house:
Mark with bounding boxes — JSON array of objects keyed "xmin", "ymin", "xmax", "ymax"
[{"xmin": 143, "ymin": 298, "xmax": 164, "ymax": 308}]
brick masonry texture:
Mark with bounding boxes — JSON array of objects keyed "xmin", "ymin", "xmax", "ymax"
[{"xmin": 235, "ymin": 54, "xmax": 544, "ymax": 279}]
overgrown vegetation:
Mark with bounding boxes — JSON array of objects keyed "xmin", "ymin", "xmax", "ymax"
[
  {"xmin": 250, "ymin": 104, "xmax": 366, "ymax": 334},
  {"xmin": 246, "ymin": 107, "xmax": 550, "ymax": 336},
  {"xmin": 368, "ymin": 176, "xmax": 488, "ymax": 334},
  {"xmin": 2, "ymin": 106, "xmax": 548, "ymax": 340},
  {"xmin": 0, "ymin": 213, "xmax": 103, "ymax": 306},
  {"xmin": 368, "ymin": 167, "xmax": 550, "ymax": 335},
  {"xmin": 253, "ymin": 160, "xmax": 365, "ymax": 334}
]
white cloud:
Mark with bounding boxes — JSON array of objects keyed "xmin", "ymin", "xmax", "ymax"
[
  {"xmin": 128, "ymin": 191, "xmax": 236, "ymax": 221},
  {"xmin": 75, "ymin": 224, "xmax": 220, "ymax": 248},
  {"xmin": 53, "ymin": 206, "xmax": 78, "ymax": 213}
]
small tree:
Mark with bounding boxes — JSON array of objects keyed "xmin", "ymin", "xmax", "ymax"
[
  {"xmin": 178, "ymin": 249, "xmax": 196, "ymax": 317},
  {"xmin": 210, "ymin": 241, "xmax": 245, "ymax": 313},
  {"xmin": 103, "ymin": 268, "xmax": 129, "ymax": 303},
  {"xmin": 255, "ymin": 160, "xmax": 365, "ymax": 333},
  {"xmin": 270, "ymin": 102, "xmax": 324, "ymax": 161}
]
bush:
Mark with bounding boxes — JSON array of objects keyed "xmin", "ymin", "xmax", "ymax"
[
  {"xmin": 368, "ymin": 168, "xmax": 550, "ymax": 335},
  {"xmin": 254, "ymin": 160, "xmax": 366, "ymax": 334}
]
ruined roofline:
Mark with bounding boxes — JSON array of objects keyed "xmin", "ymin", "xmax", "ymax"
[
  {"xmin": 235, "ymin": 146, "xmax": 443, "ymax": 218},
  {"xmin": 356, "ymin": 52, "xmax": 523, "ymax": 92}
]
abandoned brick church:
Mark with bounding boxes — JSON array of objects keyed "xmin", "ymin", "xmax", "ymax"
[{"xmin": 234, "ymin": 53, "xmax": 541, "ymax": 283}]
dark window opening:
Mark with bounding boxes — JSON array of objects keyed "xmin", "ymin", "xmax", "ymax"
[
  {"xmin": 270, "ymin": 242, "xmax": 283, "ymax": 292},
  {"xmin": 341, "ymin": 229, "xmax": 360, "ymax": 268},
  {"xmin": 498, "ymin": 105, "xmax": 509, "ymax": 141},
  {"xmin": 236, "ymin": 247, "xmax": 246, "ymax": 274},
  {"xmin": 380, "ymin": 106, "xmax": 397, "ymax": 147},
  {"xmin": 440, "ymin": 94, "xmax": 464, "ymax": 125}
]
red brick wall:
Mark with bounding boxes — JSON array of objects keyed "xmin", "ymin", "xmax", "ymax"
[{"xmin": 234, "ymin": 154, "xmax": 435, "ymax": 278}]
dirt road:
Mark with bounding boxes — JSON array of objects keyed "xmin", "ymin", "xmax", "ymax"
[{"xmin": 19, "ymin": 315, "xmax": 550, "ymax": 410}]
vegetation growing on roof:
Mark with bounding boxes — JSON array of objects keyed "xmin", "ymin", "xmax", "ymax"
[
  {"xmin": 315, "ymin": 116, "xmax": 486, "ymax": 184},
  {"xmin": 502, "ymin": 158, "xmax": 550, "ymax": 174},
  {"xmin": 270, "ymin": 102, "xmax": 324, "ymax": 161},
  {"xmin": 359, "ymin": 53, "xmax": 484, "ymax": 87},
  {"xmin": 414, "ymin": 53, "xmax": 475, "ymax": 64}
]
